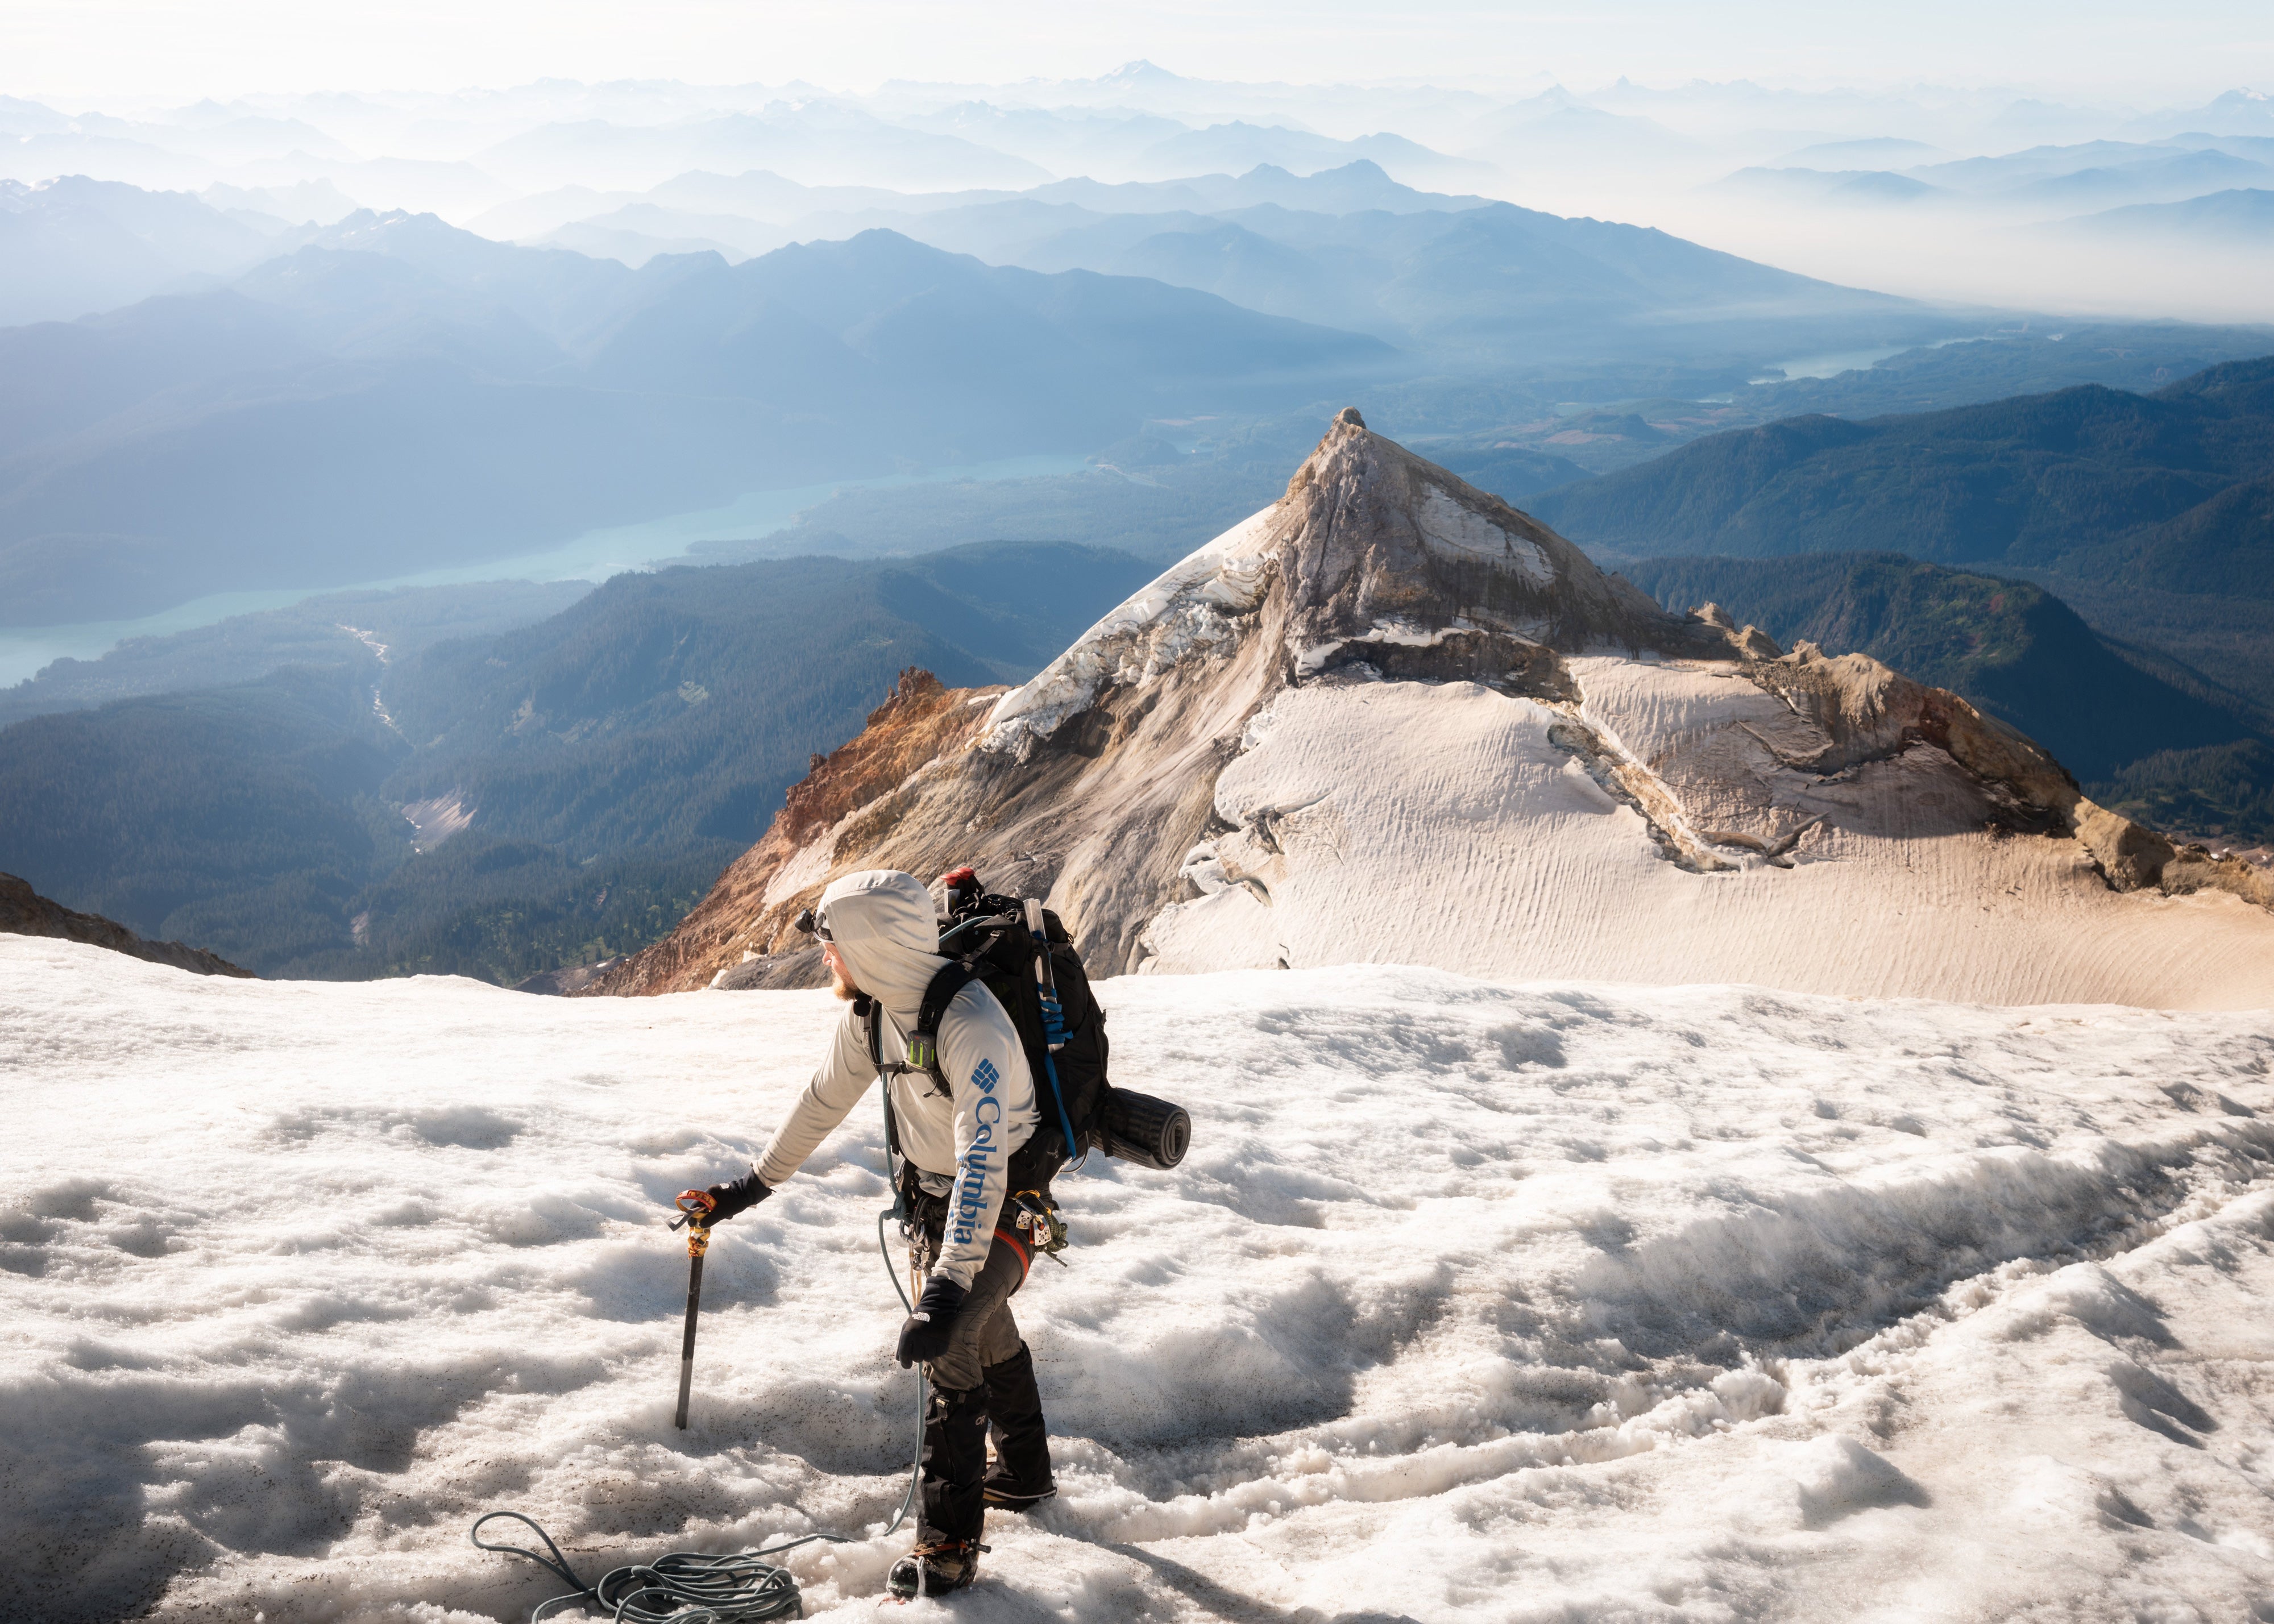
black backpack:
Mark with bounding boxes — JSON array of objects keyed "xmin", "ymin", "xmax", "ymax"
[{"xmin": 857, "ymin": 870, "xmax": 1189, "ymax": 1195}]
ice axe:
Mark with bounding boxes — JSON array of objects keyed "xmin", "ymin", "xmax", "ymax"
[{"xmin": 668, "ymin": 1192, "xmax": 715, "ymax": 1430}]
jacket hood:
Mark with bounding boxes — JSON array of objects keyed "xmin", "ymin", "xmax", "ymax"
[{"xmin": 817, "ymin": 869, "xmax": 947, "ymax": 1014}]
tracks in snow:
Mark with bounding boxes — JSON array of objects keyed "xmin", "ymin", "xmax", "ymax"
[{"xmin": 1047, "ymin": 1111, "xmax": 2274, "ymax": 1543}]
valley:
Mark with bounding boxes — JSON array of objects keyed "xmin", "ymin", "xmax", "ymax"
[{"xmin": 0, "ymin": 542, "xmax": 1155, "ymax": 981}]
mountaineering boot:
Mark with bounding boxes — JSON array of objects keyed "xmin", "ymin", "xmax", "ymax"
[
  {"xmin": 886, "ymin": 1538, "xmax": 985, "ymax": 1599},
  {"xmin": 919, "ymin": 1382, "xmax": 990, "ymax": 1545},
  {"xmin": 982, "ymin": 1476, "xmax": 1057, "ymax": 1512},
  {"xmin": 981, "ymin": 1343, "xmax": 1056, "ymax": 1510}
]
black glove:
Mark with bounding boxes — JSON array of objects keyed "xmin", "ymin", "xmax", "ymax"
[
  {"xmin": 895, "ymin": 1274, "xmax": 967, "ymax": 1368},
  {"xmin": 678, "ymin": 1170, "xmax": 770, "ymax": 1227}
]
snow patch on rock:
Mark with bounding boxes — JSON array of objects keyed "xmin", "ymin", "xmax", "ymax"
[
  {"xmin": 759, "ymin": 813, "xmax": 851, "ymax": 911},
  {"xmin": 400, "ymin": 791, "xmax": 474, "ymax": 853},
  {"xmin": 1138, "ymin": 676, "xmax": 2274, "ymax": 1005},
  {"xmin": 1292, "ymin": 617, "xmax": 1509, "ymax": 679},
  {"xmin": 1419, "ymin": 486, "xmax": 1553, "ymax": 585},
  {"xmin": 984, "ymin": 505, "xmax": 1277, "ymax": 753}
]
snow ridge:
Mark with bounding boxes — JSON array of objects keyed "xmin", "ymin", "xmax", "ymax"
[{"xmin": 983, "ymin": 504, "xmax": 1276, "ymax": 754}]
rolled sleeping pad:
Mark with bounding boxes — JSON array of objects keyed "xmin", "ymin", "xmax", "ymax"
[{"xmin": 1098, "ymin": 1087, "xmax": 1191, "ymax": 1170}]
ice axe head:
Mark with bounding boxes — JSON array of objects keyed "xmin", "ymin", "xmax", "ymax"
[{"xmin": 673, "ymin": 1189, "xmax": 715, "ymax": 1256}]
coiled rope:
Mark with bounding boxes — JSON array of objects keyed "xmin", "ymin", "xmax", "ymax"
[{"xmin": 470, "ymin": 1208, "xmax": 926, "ymax": 1621}]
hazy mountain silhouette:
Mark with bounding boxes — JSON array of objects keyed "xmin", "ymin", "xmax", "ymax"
[
  {"xmin": 2061, "ymin": 186, "xmax": 2274, "ymax": 239},
  {"xmin": 0, "ymin": 214, "xmax": 1387, "ymax": 627},
  {"xmin": 1027, "ymin": 159, "xmax": 1486, "ymax": 215},
  {"xmin": 470, "ymin": 159, "xmax": 1934, "ymax": 363},
  {"xmin": 0, "ymin": 175, "xmax": 288, "ymax": 324},
  {"xmin": 472, "ymin": 108, "xmax": 1054, "ymax": 194}
]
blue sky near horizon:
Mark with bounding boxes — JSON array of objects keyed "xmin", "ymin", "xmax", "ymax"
[{"xmin": 10, "ymin": 0, "xmax": 2272, "ymax": 104}]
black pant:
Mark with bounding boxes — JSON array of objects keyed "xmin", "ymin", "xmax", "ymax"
[{"xmin": 914, "ymin": 1203, "xmax": 1052, "ymax": 1543}]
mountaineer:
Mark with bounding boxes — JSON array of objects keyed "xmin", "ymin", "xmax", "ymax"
[{"xmin": 679, "ymin": 868, "xmax": 1055, "ymax": 1599}]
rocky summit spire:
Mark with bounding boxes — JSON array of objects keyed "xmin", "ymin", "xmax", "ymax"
[
  {"xmin": 1273, "ymin": 405, "xmax": 1681, "ymax": 662},
  {"xmin": 980, "ymin": 409, "xmax": 1738, "ymax": 762},
  {"xmin": 590, "ymin": 414, "xmax": 2274, "ymax": 1008}
]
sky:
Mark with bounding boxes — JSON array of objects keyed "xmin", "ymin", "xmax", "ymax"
[{"xmin": 10, "ymin": 0, "xmax": 2273, "ymax": 104}]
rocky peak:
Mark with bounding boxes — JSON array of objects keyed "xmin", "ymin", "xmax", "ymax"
[
  {"xmin": 1275, "ymin": 409, "xmax": 1683, "ymax": 664},
  {"xmin": 984, "ymin": 412, "xmax": 1744, "ymax": 759},
  {"xmin": 586, "ymin": 413, "xmax": 2274, "ymax": 1007}
]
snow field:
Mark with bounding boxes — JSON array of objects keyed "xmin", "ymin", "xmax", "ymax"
[
  {"xmin": 1141, "ymin": 677, "xmax": 2274, "ymax": 1009},
  {"xmin": 2, "ymin": 934, "xmax": 2272, "ymax": 1621}
]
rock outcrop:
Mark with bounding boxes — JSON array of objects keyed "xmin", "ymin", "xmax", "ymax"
[
  {"xmin": 589, "ymin": 413, "xmax": 2274, "ymax": 1010},
  {"xmin": 1, "ymin": 873, "xmax": 253, "ymax": 978}
]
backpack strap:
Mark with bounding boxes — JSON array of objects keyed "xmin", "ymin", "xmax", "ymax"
[
  {"xmin": 856, "ymin": 995, "xmax": 911, "ymax": 1220},
  {"xmin": 910, "ymin": 962, "xmax": 981, "ymax": 1094},
  {"xmin": 860, "ymin": 994, "xmax": 883, "ymax": 1071},
  {"xmin": 861, "ymin": 965, "xmax": 981, "ymax": 1098},
  {"xmin": 858, "ymin": 996, "xmax": 902, "ymax": 1152}
]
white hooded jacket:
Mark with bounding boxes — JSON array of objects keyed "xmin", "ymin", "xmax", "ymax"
[{"xmin": 754, "ymin": 869, "xmax": 1038, "ymax": 1290}]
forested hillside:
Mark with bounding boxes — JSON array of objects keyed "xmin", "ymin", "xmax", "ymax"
[
  {"xmin": 1532, "ymin": 358, "xmax": 2274, "ymax": 592},
  {"xmin": 0, "ymin": 540, "xmax": 1153, "ymax": 980}
]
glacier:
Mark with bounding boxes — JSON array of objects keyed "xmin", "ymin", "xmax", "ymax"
[{"xmin": 4, "ymin": 935, "xmax": 2272, "ymax": 1619}]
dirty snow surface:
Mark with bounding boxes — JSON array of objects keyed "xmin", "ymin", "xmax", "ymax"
[{"xmin": 4, "ymin": 937, "xmax": 2273, "ymax": 1623}]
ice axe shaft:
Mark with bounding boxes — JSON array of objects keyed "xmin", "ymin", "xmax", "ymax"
[
  {"xmin": 674, "ymin": 1245, "xmax": 705, "ymax": 1428},
  {"xmin": 670, "ymin": 1198, "xmax": 713, "ymax": 1430}
]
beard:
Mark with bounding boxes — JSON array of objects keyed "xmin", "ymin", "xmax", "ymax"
[{"xmin": 829, "ymin": 962, "xmax": 860, "ymax": 1001}]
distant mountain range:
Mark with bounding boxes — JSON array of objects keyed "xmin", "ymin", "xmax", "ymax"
[
  {"xmin": 0, "ymin": 168, "xmax": 1983, "ymax": 632},
  {"xmin": 468, "ymin": 109, "xmax": 1492, "ymax": 197},
  {"xmin": 1716, "ymin": 133, "xmax": 2274, "ymax": 220},
  {"xmin": 0, "ymin": 174, "xmax": 296, "ymax": 325},
  {"xmin": 1001, "ymin": 190, "xmax": 1927, "ymax": 361},
  {"xmin": 472, "ymin": 109, "xmax": 1057, "ymax": 194},
  {"xmin": 0, "ymin": 81, "xmax": 1491, "ymax": 217},
  {"xmin": 2061, "ymin": 187, "xmax": 2274, "ymax": 239},
  {"xmin": 0, "ymin": 211, "xmax": 1385, "ymax": 628},
  {"xmin": 11, "ymin": 69, "xmax": 2274, "ymax": 326},
  {"xmin": 459, "ymin": 159, "xmax": 1937, "ymax": 363}
]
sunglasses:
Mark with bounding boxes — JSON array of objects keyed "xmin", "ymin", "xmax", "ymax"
[{"xmin": 794, "ymin": 907, "xmax": 832, "ymax": 942}]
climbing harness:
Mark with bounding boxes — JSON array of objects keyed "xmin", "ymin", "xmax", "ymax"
[{"xmin": 1007, "ymin": 1189, "xmax": 1069, "ymax": 1265}]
